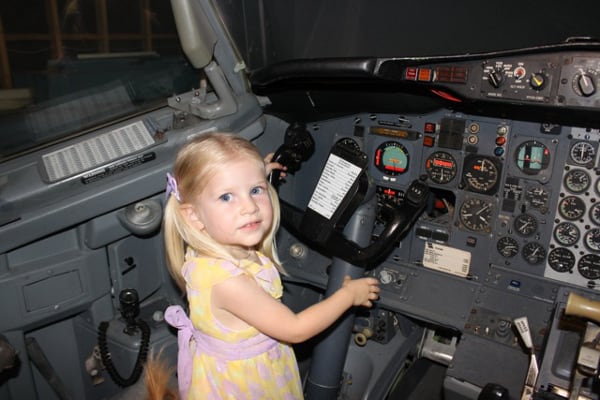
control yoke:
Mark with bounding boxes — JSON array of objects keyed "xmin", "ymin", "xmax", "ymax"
[{"xmin": 271, "ymin": 124, "xmax": 430, "ymax": 269}]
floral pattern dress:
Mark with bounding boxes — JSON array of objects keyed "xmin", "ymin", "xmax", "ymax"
[{"xmin": 166, "ymin": 251, "xmax": 303, "ymax": 400}]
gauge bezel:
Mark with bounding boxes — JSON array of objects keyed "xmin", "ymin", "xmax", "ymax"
[
  {"xmin": 458, "ymin": 196, "xmax": 494, "ymax": 232},
  {"xmin": 569, "ymin": 141, "xmax": 596, "ymax": 166},
  {"xmin": 373, "ymin": 140, "xmax": 410, "ymax": 176},
  {"xmin": 563, "ymin": 168, "xmax": 591, "ymax": 194},
  {"xmin": 462, "ymin": 154, "xmax": 501, "ymax": 194},
  {"xmin": 590, "ymin": 202, "xmax": 600, "ymax": 226},
  {"xmin": 496, "ymin": 236, "xmax": 519, "ymax": 258},
  {"xmin": 583, "ymin": 228, "xmax": 600, "ymax": 252},
  {"xmin": 425, "ymin": 151, "xmax": 457, "ymax": 184},
  {"xmin": 558, "ymin": 195, "xmax": 586, "ymax": 221},
  {"xmin": 521, "ymin": 241, "xmax": 546, "ymax": 265},
  {"xmin": 547, "ymin": 247, "xmax": 575, "ymax": 273},
  {"xmin": 553, "ymin": 221, "xmax": 580, "ymax": 246},
  {"xmin": 577, "ymin": 254, "xmax": 600, "ymax": 280},
  {"xmin": 514, "ymin": 140, "xmax": 551, "ymax": 175},
  {"xmin": 513, "ymin": 213, "xmax": 538, "ymax": 237}
]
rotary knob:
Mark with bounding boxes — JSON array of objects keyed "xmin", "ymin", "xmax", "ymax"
[
  {"xmin": 487, "ymin": 69, "xmax": 504, "ymax": 88},
  {"xmin": 577, "ymin": 73, "xmax": 596, "ymax": 97},
  {"xmin": 529, "ymin": 72, "xmax": 546, "ymax": 90}
]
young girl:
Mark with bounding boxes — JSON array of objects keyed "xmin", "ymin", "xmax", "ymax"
[{"xmin": 161, "ymin": 132, "xmax": 380, "ymax": 399}]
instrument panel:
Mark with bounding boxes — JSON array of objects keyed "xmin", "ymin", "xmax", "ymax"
[{"xmin": 307, "ymin": 111, "xmax": 600, "ymax": 292}]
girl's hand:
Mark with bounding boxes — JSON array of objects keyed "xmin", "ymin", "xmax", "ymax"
[
  {"xmin": 264, "ymin": 152, "xmax": 287, "ymax": 178},
  {"xmin": 342, "ymin": 276, "xmax": 380, "ymax": 307}
]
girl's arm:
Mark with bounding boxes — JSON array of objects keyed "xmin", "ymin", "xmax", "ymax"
[{"xmin": 212, "ymin": 274, "xmax": 380, "ymax": 343}]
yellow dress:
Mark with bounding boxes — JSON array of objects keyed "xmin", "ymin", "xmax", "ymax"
[{"xmin": 181, "ymin": 251, "xmax": 304, "ymax": 400}]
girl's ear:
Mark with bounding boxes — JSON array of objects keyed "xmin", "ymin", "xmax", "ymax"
[{"xmin": 180, "ymin": 204, "xmax": 205, "ymax": 230}]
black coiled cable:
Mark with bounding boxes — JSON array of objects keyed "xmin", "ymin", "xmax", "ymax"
[{"xmin": 97, "ymin": 319, "xmax": 150, "ymax": 387}]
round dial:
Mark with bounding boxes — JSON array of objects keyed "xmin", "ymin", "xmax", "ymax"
[
  {"xmin": 336, "ymin": 137, "xmax": 361, "ymax": 152},
  {"xmin": 459, "ymin": 197, "xmax": 494, "ymax": 232},
  {"xmin": 590, "ymin": 203, "xmax": 600, "ymax": 225},
  {"xmin": 577, "ymin": 254, "xmax": 600, "ymax": 280},
  {"xmin": 553, "ymin": 222, "xmax": 580, "ymax": 246},
  {"xmin": 462, "ymin": 155, "xmax": 500, "ymax": 194},
  {"xmin": 584, "ymin": 228, "xmax": 600, "ymax": 252},
  {"xmin": 514, "ymin": 213, "xmax": 538, "ymax": 237},
  {"xmin": 548, "ymin": 248, "xmax": 576, "ymax": 273},
  {"xmin": 563, "ymin": 169, "xmax": 591, "ymax": 194},
  {"xmin": 521, "ymin": 242, "xmax": 546, "ymax": 265},
  {"xmin": 569, "ymin": 141, "xmax": 596, "ymax": 165},
  {"xmin": 558, "ymin": 196, "xmax": 586, "ymax": 220},
  {"xmin": 514, "ymin": 140, "xmax": 551, "ymax": 175},
  {"xmin": 374, "ymin": 141, "xmax": 409, "ymax": 176},
  {"xmin": 425, "ymin": 151, "xmax": 457, "ymax": 184},
  {"xmin": 496, "ymin": 236, "xmax": 519, "ymax": 258},
  {"xmin": 526, "ymin": 186, "xmax": 549, "ymax": 210}
]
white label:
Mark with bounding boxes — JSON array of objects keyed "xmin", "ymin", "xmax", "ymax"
[
  {"xmin": 42, "ymin": 120, "xmax": 154, "ymax": 182},
  {"xmin": 422, "ymin": 242, "xmax": 471, "ymax": 277},
  {"xmin": 307, "ymin": 153, "xmax": 362, "ymax": 219}
]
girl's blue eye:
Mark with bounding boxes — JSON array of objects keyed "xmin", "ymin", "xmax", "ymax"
[
  {"xmin": 219, "ymin": 193, "xmax": 232, "ymax": 202},
  {"xmin": 251, "ymin": 186, "xmax": 264, "ymax": 195}
]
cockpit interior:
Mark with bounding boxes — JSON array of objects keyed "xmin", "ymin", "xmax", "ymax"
[{"xmin": 2, "ymin": 1, "xmax": 600, "ymax": 399}]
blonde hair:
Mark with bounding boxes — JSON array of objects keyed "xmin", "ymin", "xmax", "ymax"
[{"xmin": 163, "ymin": 132, "xmax": 282, "ymax": 291}]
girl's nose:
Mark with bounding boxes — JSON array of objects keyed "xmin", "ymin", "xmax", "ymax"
[{"xmin": 240, "ymin": 195, "xmax": 259, "ymax": 214}]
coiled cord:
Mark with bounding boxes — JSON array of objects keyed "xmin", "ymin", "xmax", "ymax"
[{"xmin": 97, "ymin": 319, "xmax": 150, "ymax": 387}]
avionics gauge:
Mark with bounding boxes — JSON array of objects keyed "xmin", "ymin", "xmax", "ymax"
[
  {"xmin": 462, "ymin": 155, "xmax": 501, "ymax": 194},
  {"xmin": 553, "ymin": 222, "xmax": 580, "ymax": 246},
  {"xmin": 577, "ymin": 254, "xmax": 600, "ymax": 280},
  {"xmin": 514, "ymin": 140, "xmax": 550, "ymax": 175},
  {"xmin": 584, "ymin": 228, "xmax": 600, "ymax": 252},
  {"xmin": 563, "ymin": 169, "xmax": 591, "ymax": 194},
  {"xmin": 496, "ymin": 236, "xmax": 519, "ymax": 258},
  {"xmin": 547, "ymin": 248, "xmax": 575, "ymax": 273},
  {"xmin": 570, "ymin": 141, "xmax": 596, "ymax": 165},
  {"xmin": 558, "ymin": 196, "xmax": 586, "ymax": 220},
  {"xmin": 374, "ymin": 141, "xmax": 409, "ymax": 176},
  {"xmin": 590, "ymin": 203, "xmax": 600, "ymax": 226},
  {"xmin": 521, "ymin": 242, "xmax": 546, "ymax": 265},
  {"xmin": 336, "ymin": 137, "xmax": 361, "ymax": 152},
  {"xmin": 425, "ymin": 151, "xmax": 457, "ymax": 184},
  {"xmin": 514, "ymin": 213, "xmax": 537, "ymax": 237},
  {"xmin": 459, "ymin": 197, "xmax": 493, "ymax": 232},
  {"xmin": 526, "ymin": 186, "xmax": 550, "ymax": 210}
]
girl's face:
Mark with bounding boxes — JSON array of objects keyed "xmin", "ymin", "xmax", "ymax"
[{"xmin": 185, "ymin": 157, "xmax": 273, "ymax": 252}]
